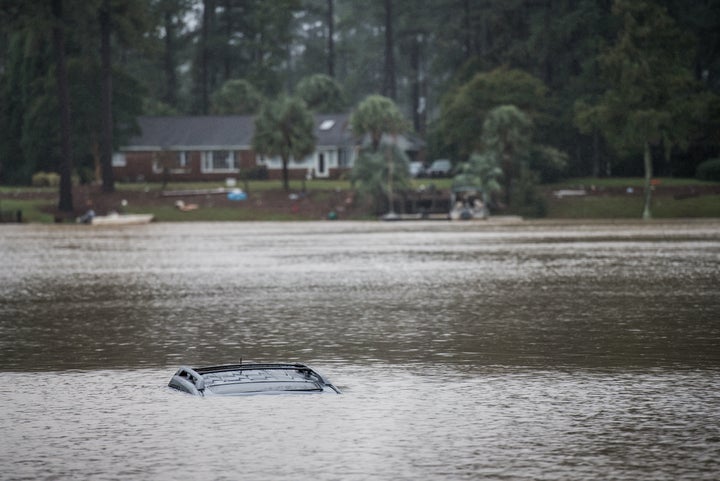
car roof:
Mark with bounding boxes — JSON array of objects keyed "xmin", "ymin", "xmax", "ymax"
[{"xmin": 169, "ymin": 363, "xmax": 341, "ymax": 395}]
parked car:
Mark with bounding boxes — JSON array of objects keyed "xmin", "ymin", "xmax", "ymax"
[
  {"xmin": 427, "ymin": 159, "xmax": 453, "ymax": 177},
  {"xmin": 168, "ymin": 363, "xmax": 341, "ymax": 396},
  {"xmin": 408, "ymin": 161, "xmax": 426, "ymax": 177}
]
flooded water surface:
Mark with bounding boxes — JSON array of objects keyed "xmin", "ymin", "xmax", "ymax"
[{"xmin": 1, "ymin": 220, "xmax": 719, "ymax": 480}]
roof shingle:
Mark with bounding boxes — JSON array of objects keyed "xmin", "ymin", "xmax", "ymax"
[{"xmin": 123, "ymin": 113, "xmax": 352, "ymax": 150}]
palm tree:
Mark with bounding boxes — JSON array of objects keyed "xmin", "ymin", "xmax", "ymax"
[
  {"xmin": 252, "ymin": 96, "xmax": 316, "ymax": 191},
  {"xmin": 350, "ymin": 95, "xmax": 408, "ymax": 217},
  {"xmin": 453, "ymin": 152, "xmax": 503, "ymax": 217},
  {"xmin": 350, "ymin": 145, "xmax": 410, "ymax": 215},
  {"xmin": 350, "ymin": 95, "xmax": 407, "ymax": 153},
  {"xmin": 51, "ymin": 0, "xmax": 73, "ymax": 213}
]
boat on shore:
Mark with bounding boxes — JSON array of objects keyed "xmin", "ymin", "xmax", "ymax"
[
  {"xmin": 89, "ymin": 213, "xmax": 154, "ymax": 226},
  {"xmin": 449, "ymin": 185, "xmax": 488, "ymax": 221}
]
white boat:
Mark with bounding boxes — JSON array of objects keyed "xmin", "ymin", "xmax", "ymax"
[
  {"xmin": 449, "ymin": 186, "xmax": 488, "ymax": 220},
  {"xmin": 90, "ymin": 213, "xmax": 154, "ymax": 225}
]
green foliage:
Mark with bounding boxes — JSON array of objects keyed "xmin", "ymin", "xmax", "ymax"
[
  {"xmin": 0, "ymin": 1, "xmax": 144, "ymax": 188},
  {"xmin": 480, "ymin": 105, "xmax": 533, "ymax": 204},
  {"xmin": 529, "ymin": 145, "xmax": 569, "ymax": 183},
  {"xmin": 296, "ymin": 74, "xmax": 346, "ymax": 113},
  {"xmin": 241, "ymin": 165, "xmax": 269, "ymax": 181},
  {"xmin": 481, "ymin": 105, "xmax": 533, "ymax": 160},
  {"xmin": 696, "ymin": 158, "xmax": 720, "ymax": 181},
  {"xmin": 31, "ymin": 171, "xmax": 60, "ymax": 187},
  {"xmin": 546, "ymin": 191, "xmax": 720, "ymax": 219},
  {"xmin": 210, "ymin": 79, "xmax": 263, "ymax": 115},
  {"xmin": 508, "ymin": 164, "xmax": 546, "ymax": 218},
  {"xmin": 440, "ymin": 67, "xmax": 548, "ymax": 158},
  {"xmin": 190, "ymin": 0, "xmax": 301, "ymax": 112},
  {"xmin": 3, "ymin": 0, "xmax": 720, "ymax": 190},
  {"xmin": 252, "ymin": 95, "xmax": 316, "ymax": 191},
  {"xmin": 575, "ymin": 0, "xmax": 703, "ymax": 157},
  {"xmin": 16, "ymin": 57, "xmax": 142, "ymax": 185},
  {"xmin": 572, "ymin": 0, "xmax": 714, "ymax": 218},
  {"xmin": 453, "ymin": 152, "xmax": 503, "ymax": 212},
  {"xmin": 0, "ymin": 198, "xmax": 55, "ymax": 223},
  {"xmin": 350, "ymin": 143, "xmax": 410, "ymax": 213},
  {"xmin": 350, "ymin": 95, "xmax": 408, "ymax": 152},
  {"xmin": 0, "ymin": 29, "xmax": 51, "ymax": 184},
  {"xmin": 142, "ymin": 98, "xmax": 179, "ymax": 115}
]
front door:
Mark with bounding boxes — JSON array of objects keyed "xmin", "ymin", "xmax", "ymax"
[{"xmin": 315, "ymin": 152, "xmax": 329, "ymax": 178}]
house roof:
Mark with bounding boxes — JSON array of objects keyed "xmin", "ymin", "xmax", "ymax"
[{"xmin": 122, "ymin": 113, "xmax": 352, "ymax": 151}]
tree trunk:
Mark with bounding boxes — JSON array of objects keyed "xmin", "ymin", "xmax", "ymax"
[
  {"xmin": 410, "ymin": 33, "xmax": 426, "ymax": 136},
  {"xmin": 462, "ymin": 0, "xmax": 471, "ymax": 59},
  {"xmin": 372, "ymin": 132, "xmax": 381, "ymax": 153},
  {"xmin": 52, "ymin": 0, "xmax": 73, "ymax": 213},
  {"xmin": 200, "ymin": 0, "xmax": 213, "ymax": 114},
  {"xmin": 592, "ymin": 130, "xmax": 599, "ymax": 177},
  {"xmin": 385, "ymin": 143, "xmax": 395, "ymax": 215},
  {"xmin": 410, "ymin": 34, "xmax": 420, "ymax": 133},
  {"xmin": 223, "ymin": 0, "xmax": 232, "ymax": 80},
  {"xmin": 642, "ymin": 141, "xmax": 653, "ymax": 220},
  {"xmin": 327, "ymin": 0, "xmax": 335, "ymax": 77},
  {"xmin": 163, "ymin": 10, "xmax": 177, "ymax": 106},
  {"xmin": 99, "ymin": 0, "xmax": 115, "ymax": 193},
  {"xmin": 282, "ymin": 156, "xmax": 290, "ymax": 191},
  {"xmin": 382, "ymin": 0, "xmax": 396, "ymax": 100}
]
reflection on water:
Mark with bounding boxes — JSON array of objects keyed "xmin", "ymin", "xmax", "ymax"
[
  {"xmin": 1, "ymin": 221, "xmax": 718, "ymax": 370},
  {"xmin": 1, "ymin": 220, "xmax": 719, "ymax": 480},
  {"xmin": 1, "ymin": 366, "xmax": 719, "ymax": 481}
]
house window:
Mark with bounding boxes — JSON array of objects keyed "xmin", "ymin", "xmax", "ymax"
[
  {"xmin": 338, "ymin": 148, "xmax": 349, "ymax": 168},
  {"xmin": 202, "ymin": 151, "xmax": 238, "ymax": 172},
  {"xmin": 153, "ymin": 151, "xmax": 189, "ymax": 173},
  {"xmin": 112, "ymin": 153, "xmax": 126, "ymax": 167}
]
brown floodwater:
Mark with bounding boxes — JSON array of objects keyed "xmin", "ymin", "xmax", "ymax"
[{"xmin": 1, "ymin": 220, "xmax": 719, "ymax": 480}]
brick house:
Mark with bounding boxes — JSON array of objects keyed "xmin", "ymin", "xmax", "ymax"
[{"xmin": 113, "ymin": 113, "xmax": 357, "ymax": 182}]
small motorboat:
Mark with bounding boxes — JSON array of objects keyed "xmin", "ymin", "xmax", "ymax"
[
  {"xmin": 168, "ymin": 363, "xmax": 341, "ymax": 396},
  {"xmin": 89, "ymin": 213, "xmax": 154, "ymax": 225},
  {"xmin": 449, "ymin": 185, "xmax": 488, "ymax": 220}
]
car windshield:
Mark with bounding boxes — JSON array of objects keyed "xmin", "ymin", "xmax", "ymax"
[{"xmin": 206, "ymin": 380, "xmax": 323, "ymax": 395}]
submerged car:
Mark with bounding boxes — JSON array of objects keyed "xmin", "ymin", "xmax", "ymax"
[{"xmin": 168, "ymin": 363, "xmax": 341, "ymax": 396}]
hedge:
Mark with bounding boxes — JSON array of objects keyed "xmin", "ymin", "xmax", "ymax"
[{"xmin": 696, "ymin": 158, "xmax": 720, "ymax": 182}]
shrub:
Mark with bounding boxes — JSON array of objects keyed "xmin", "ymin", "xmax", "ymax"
[
  {"xmin": 696, "ymin": 158, "xmax": 720, "ymax": 181},
  {"xmin": 509, "ymin": 164, "xmax": 547, "ymax": 218},
  {"xmin": 31, "ymin": 172, "xmax": 60, "ymax": 187},
  {"xmin": 243, "ymin": 165, "xmax": 268, "ymax": 180}
]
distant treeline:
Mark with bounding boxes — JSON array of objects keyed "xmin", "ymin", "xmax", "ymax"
[{"xmin": 0, "ymin": 0, "xmax": 718, "ymax": 187}]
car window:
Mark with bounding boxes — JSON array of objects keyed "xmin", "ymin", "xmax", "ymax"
[{"xmin": 207, "ymin": 380, "xmax": 323, "ymax": 394}]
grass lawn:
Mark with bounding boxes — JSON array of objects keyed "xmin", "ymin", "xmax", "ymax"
[
  {"xmin": 119, "ymin": 179, "xmax": 354, "ymax": 193},
  {"xmin": 545, "ymin": 190, "xmax": 720, "ymax": 219},
  {"xmin": 144, "ymin": 205, "xmax": 310, "ymax": 222},
  {"xmin": 2, "ymin": 177, "xmax": 718, "ymax": 222},
  {"xmin": 651, "ymin": 194, "xmax": 720, "ymax": 218},
  {"xmin": 544, "ymin": 177, "xmax": 720, "ymax": 218},
  {"xmin": 548, "ymin": 177, "xmax": 720, "ymax": 189},
  {"xmin": 0, "ymin": 198, "xmax": 55, "ymax": 223},
  {"xmin": 115, "ymin": 177, "xmax": 453, "ymax": 193}
]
